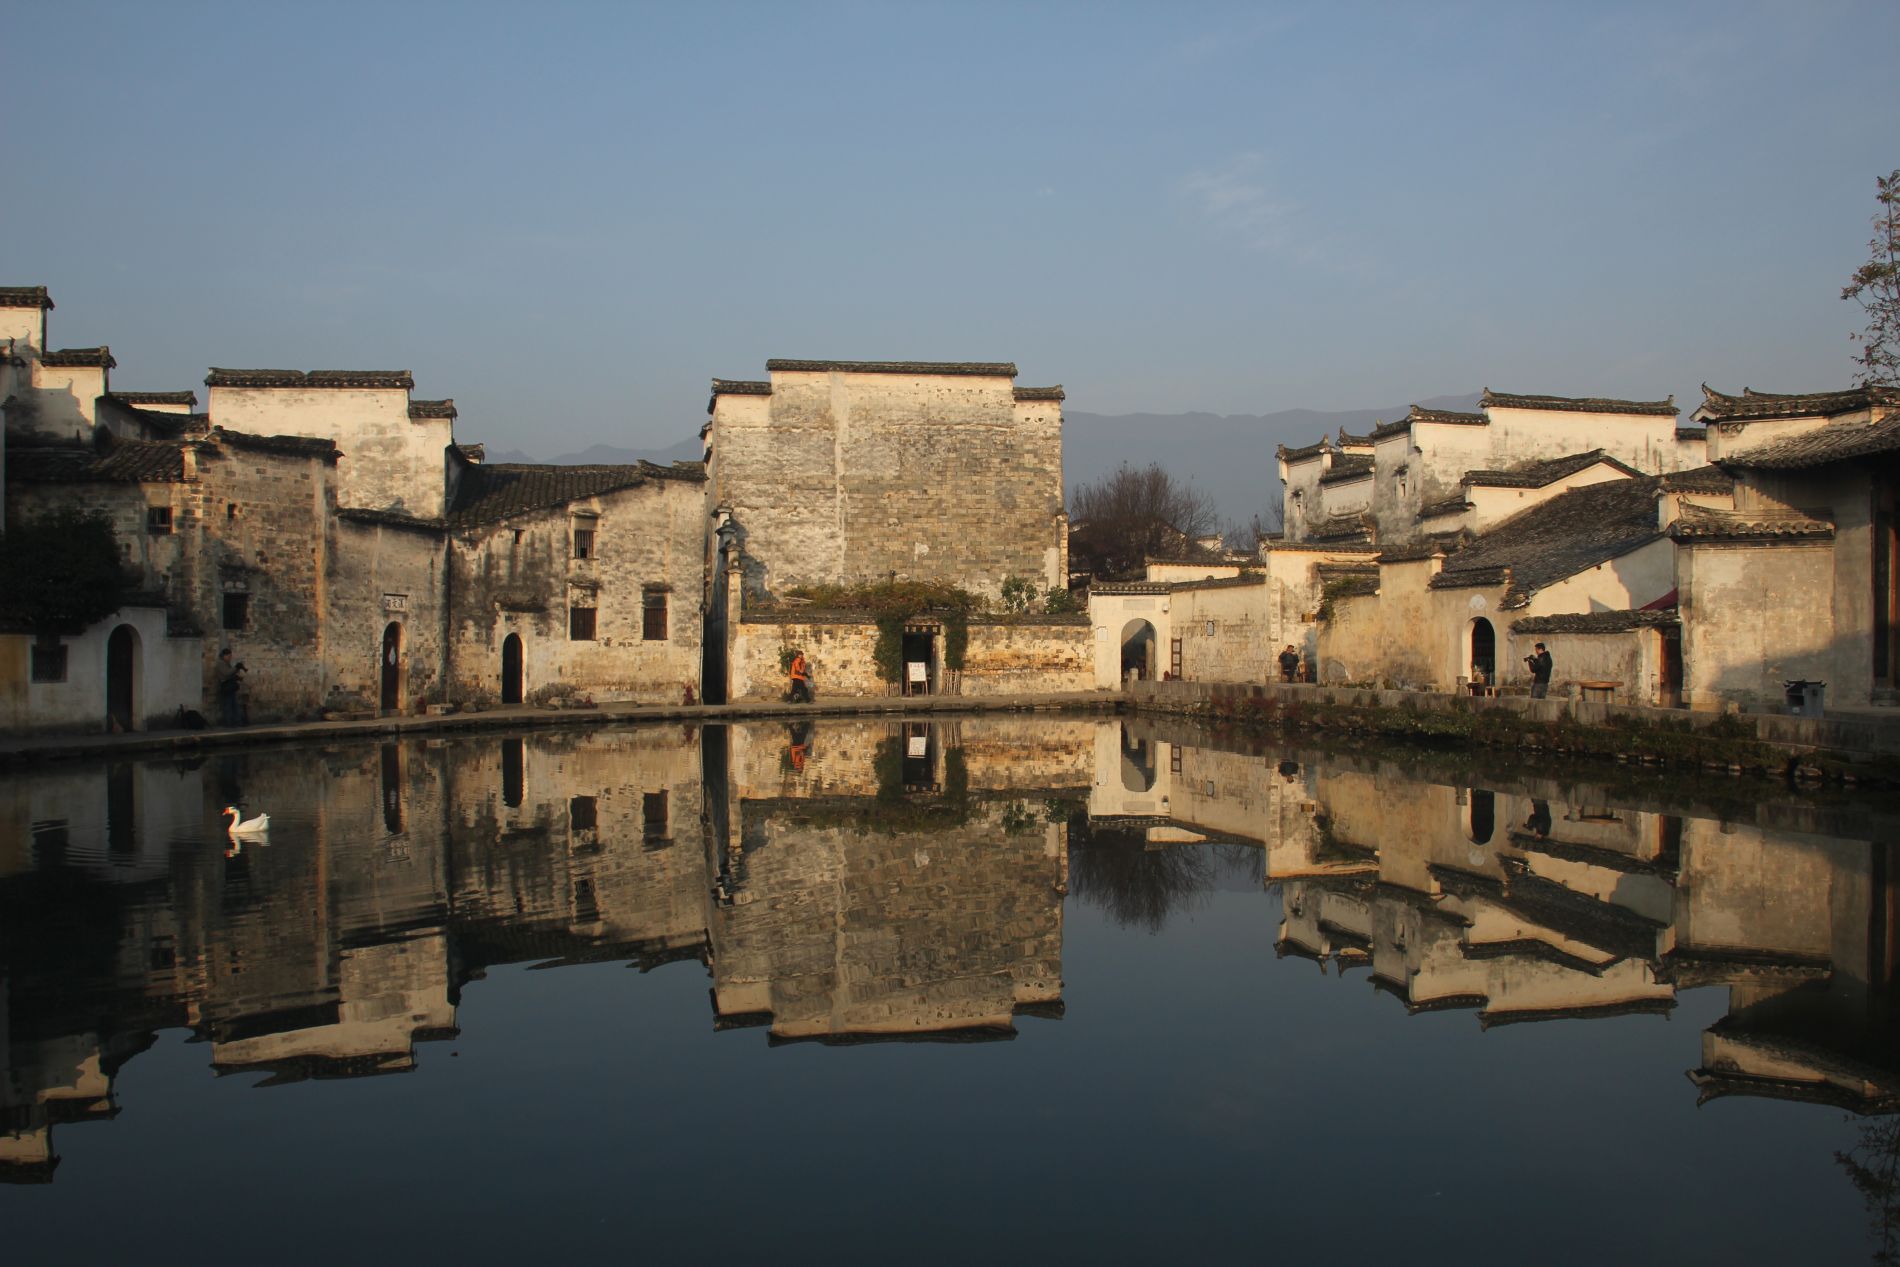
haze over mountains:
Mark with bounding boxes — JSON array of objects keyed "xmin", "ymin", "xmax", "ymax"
[{"xmin": 489, "ymin": 392, "xmax": 1487, "ymax": 527}]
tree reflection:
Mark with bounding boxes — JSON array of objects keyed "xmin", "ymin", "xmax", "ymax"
[
  {"xmin": 1839, "ymin": 1117, "xmax": 1900, "ymax": 1266},
  {"xmin": 1067, "ymin": 814, "xmax": 1214, "ymax": 933}
]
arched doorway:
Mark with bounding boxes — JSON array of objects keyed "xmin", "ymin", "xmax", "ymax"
[
  {"xmin": 1121, "ymin": 619, "xmax": 1157, "ymax": 682},
  {"xmin": 1469, "ymin": 618, "xmax": 1496, "ymax": 686},
  {"xmin": 1119, "ymin": 722, "xmax": 1156, "ymax": 793},
  {"xmin": 380, "ymin": 622, "xmax": 402, "ymax": 714},
  {"xmin": 106, "ymin": 624, "xmax": 139, "ymax": 732},
  {"xmin": 501, "ymin": 633, "xmax": 524, "ymax": 705},
  {"xmin": 1467, "ymin": 789, "xmax": 1495, "ymax": 844}
]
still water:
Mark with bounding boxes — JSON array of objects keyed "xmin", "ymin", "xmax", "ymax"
[{"xmin": 3, "ymin": 715, "xmax": 1896, "ymax": 1264}]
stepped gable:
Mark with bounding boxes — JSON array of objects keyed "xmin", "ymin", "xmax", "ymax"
[
  {"xmin": 1317, "ymin": 453, "xmax": 1374, "ymax": 485},
  {"xmin": 205, "ymin": 368, "xmax": 415, "ymax": 389},
  {"xmin": 1013, "ymin": 385, "xmax": 1065, "ymax": 401},
  {"xmin": 1336, "ymin": 426, "xmax": 1374, "ymax": 447},
  {"xmin": 1694, "ymin": 383, "xmax": 1899, "ymax": 423},
  {"xmin": 1481, "ymin": 389, "xmax": 1677, "ymax": 417},
  {"xmin": 40, "ymin": 346, "xmax": 115, "ymax": 368},
  {"xmin": 1668, "ymin": 503, "xmax": 1834, "ymax": 543},
  {"xmin": 1429, "ymin": 477, "xmax": 1666, "ymax": 607},
  {"xmin": 1419, "ymin": 493, "xmax": 1469, "ymax": 518},
  {"xmin": 408, "ymin": 399, "xmax": 456, "ymax": 419},
  {"xmin": 1717, "ymin": 414, "xmax": 1900, "ymax": 470},
  {"xmin": 710, "ymin": 378, "xmax": 771, "ymax": 395},
  {"xmin": 447, "ymin": 460, "xmax": 705, "ymax": 528},
  {"xmin": 0, "ymin": 285, "xmax": 53, "ymax": 309},
  {"xmin": 765, "ymin": 359, "xmax": 1017, "ymax": 377},
  {"xmin": 1277, "ymin": 438, "xmax": 1329, "ymax": 463},
  {"xmin": 7, "ymin": 435, "xmax": 185, "ymax": 483},
  {"xmin": 1461, "ymin": 449, "xmax": 1642, "ymax": 489}
]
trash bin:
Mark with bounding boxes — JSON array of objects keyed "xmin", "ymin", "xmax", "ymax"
[{"xmin": 1784, "ymin": 680, "xmax": 1826, "ymax": 717}]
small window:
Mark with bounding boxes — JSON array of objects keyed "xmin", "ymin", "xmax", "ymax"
[
  {"xmin": 1205, "ymin": 620, "xmax": 1216, "ymax": 637},
  {"xmin": 573, "ymin": 527, "xmax": 596, "ymax": 560},
  {"xmin": 643, "ymin": 790, "xmax": 668, "ymax": 838},
  {"xmin": 222, "ymin": 593, "xmax": 249, "ymax": 631},
  {"xmin": 513, "ymin": 529, "xmax": 523, "ymax": 545},
  {"xmin": 569, "ymin": 605, "xmax": 597, "ymax": 641},
  {"xmin": 147, "ymin": 506, "xmax": 173, "ymax": 535},
  {"xmin": 30, "ymin": 641, "xmax": 68, "ymax": 683},
  {"xmin": 226, "ymin": 503, "xmax": 238, "ymax": 521},
  {"xmin": 643, "ymin": 590, "xmax": 668, "ymax": 641},
  {"xmin": 570, "ymin": 795, "xmax": 598, "ymax": 832}
]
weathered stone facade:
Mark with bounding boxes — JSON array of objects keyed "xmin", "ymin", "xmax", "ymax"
[{"xmin": 706, "ymin": 361, "xmax": 1067, "ymax": 603}]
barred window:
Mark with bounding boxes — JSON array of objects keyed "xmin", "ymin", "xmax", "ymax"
[
  {"xmin": 642, "ymin": 590, "xmax": 668, "ymax": 641},
  {"xmin": 569, "ymin": 605, "xmax": 597, "ymax": 641},
  {"xmin": 30, "ymin": 641, "xmax": 67, "ymax": 683},
  {"xmin": 147, "ymin": 506, "xmax": 172, "ymax": 534}
]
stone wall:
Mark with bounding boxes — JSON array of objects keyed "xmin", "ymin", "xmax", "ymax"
[
  {"xmin": 1171, "ymin": 578, "xmax": 1273, "ymax": 683},
  {"xmin": 1679, "ymin": 538, "xmax": 1837, "ymax": 711},
  {"xmin": 325, "ymin": 519, "xmax": 447, "ymax": 714},
  {"xmin": 729, "ymin": 613, "xmax": 1092, "ymax": 701},
  {"xmin": 708, "ymin": 365, "xmax": 1066, "ymax": 602},
  {"xmin": 446, "ymin": 475, "xmax": 705, "ymax": 707},
  {"xmin": 207, "ymin": 383, "xmax": 450, "ymax": 519},
  {"xmin": 0, "ymin": 607, "xmax": 201, "ymax": 736}
]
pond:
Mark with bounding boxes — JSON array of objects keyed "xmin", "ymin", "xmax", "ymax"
[{"xmin": 2, "ymin": 715, "xmax": 1895, "ymax": 1265}]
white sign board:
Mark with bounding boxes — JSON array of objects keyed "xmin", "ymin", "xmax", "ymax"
[
  {"xmin": 906, "ymin": 661, "xmax": 928, "ymax": 684},
  {"xmin": 907, "ymin": 735, "xmax": 929, "ymax": 758}
]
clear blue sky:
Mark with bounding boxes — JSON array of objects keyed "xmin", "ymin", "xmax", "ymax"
[{"xmin": 9, "ymin": 1, "xmax": 1898, "ymax": 457}]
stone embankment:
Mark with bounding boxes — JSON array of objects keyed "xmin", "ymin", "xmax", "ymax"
[{"xmin": 1126, "ymin": 679, "xmax": 1900, "ymax": 787}]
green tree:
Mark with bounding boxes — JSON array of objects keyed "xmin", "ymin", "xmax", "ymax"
[
  {"xmin": 0, "ymin": 509, "xmax": 128, "ymax": 634},
  {"xmin": 1844, "ymin": 168, "xmax": 1900, "ymax": 388}
]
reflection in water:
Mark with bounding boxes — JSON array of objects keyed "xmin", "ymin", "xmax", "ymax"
[{"xmin": 1, "ymin": 715, "xmax": 1897, "ymax": 1259}]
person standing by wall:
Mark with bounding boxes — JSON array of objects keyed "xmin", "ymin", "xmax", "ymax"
[
  {"xmin": 1525, "ymin": 642, "xmax": 1553, "ymax": 699},
  {"xmin": 787, "ymin": 648, "xmax": 813, "ymax": 704}
]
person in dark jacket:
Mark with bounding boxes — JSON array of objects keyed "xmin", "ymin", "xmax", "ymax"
[
  {"xmin": 1278, "ymin": 645, "xmax": 1300, "ymax": 683},
  {"xmin": 1525, "ymin": 642, "xmax": 1553, "ymax": 699}
]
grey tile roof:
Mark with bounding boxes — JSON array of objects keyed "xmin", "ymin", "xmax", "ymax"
[
  {"xmin": 110, "ymin": 390, "xmax": 197, "ymax": 407},
  {"xmin": 1376, "ymin": 539, "xmax": 1453, "ymax": 562},
  {"xmin": 408, "ymin": 398, "xmax": 456, "ymax": 419},
  {"xmin": 1419, "ymin": 494, "xmax": 1469, "ymax": 518},
  {"xmin": 1659, "ymin": 464, "xmax": 1733, "ymax": 493},
  {"xmin": 710, "ymin": 378, "xmax": 771, "ymax": 395},
  {"xmin": 205, "ymin": 369, "xmax": 415, "ymax": 389},
  {"xmin": 1411, "ymin": 405, "xmax": 1486, "ymax": 425},
  {"xmin": 1277, "ymin": 439, "xmax": 1329, "ymax": 463},
  {"xmin": 455, "ymin": 442, "xmax": 485, "ymax": 462},
  {"xmin": 1087, "ymin": 582, "xmax": 1171, "ymax": 594},
  {"xmin": 1430, "ymin": 477, "xmax": 1667, "ymax": 607},
  {"xmin": 1306, "ymin": 512, "xmax": 1375, "ymax": 544},
  {"xmin": 1668, "ymin": 504, "xmax": 1834, "ymax": 542},
  {"xmin": 447, "ymin": 460, "xmax": 704, "ymax": 527},
  {"xmin": 212, "ymin": 427, "xmax": 342, "ymax": 460},
  {"xmin": 1259, "ymin": 540, "xmax": 1381, "ymax": 554},
  {"xmin": 1510, "ymin": 609, "xmax": 1679, "ymax": 634},
  {"xmin": 1461, "ymin": 449, "xmax": 1641, "ymax": 489},
  {"xmin": 0, "ymin": 286, "xmax": 53, "ymax": 309},
  {"xmin": 1317, "ymin": 453, "xmax": 1374, "ymax": 485},
  {"xmin": 1336, "ymin": 427, "xmax": 1374, "ymax": 447},
  {"xmin": 1482, "ymin": 389, "xmax": 1677, "ymax": 418},
  {"xmin": 1013, "ymin": 386, "xmax": 1065, "ymax": 401},
  {"xmin": 1694, "ymin": 384, "xmax": 1899, "ymax": 423},
  {"xmin": 41, "ymin": 346, "xmax": 115, "ymax": 369},
  {"xmin": 1370, "ymin": 418, "xmax": 1411, "ymax": 440},
  {"xmin": 765, "ymin": 359, "xmax": 1017, "ymax": 377},
  {"xmin": 1676, "ymin": 425, "xmax": 1707, "ymax": 440},
  {"xmin": 8, "ymin": 437, "xmax": 185, "ymax": 483},
  {"xmin": 1717, "ymin": 414, "xmax": 1900, "ymax": 470},
  {"xmin": 336, "ymin": 507, "xmax": 446, "ymax": 534}
]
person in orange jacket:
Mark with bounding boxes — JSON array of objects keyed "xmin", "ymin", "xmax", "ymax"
[{"xmin": 788, "ymin": 649, "xmax": 813, "ymax": 703}]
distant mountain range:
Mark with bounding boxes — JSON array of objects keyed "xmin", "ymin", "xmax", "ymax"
[{"xmin": 487, "ymin": 392, "xmax": 1484, "ymax": 527}]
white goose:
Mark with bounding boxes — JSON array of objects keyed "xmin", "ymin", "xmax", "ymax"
[{"xmin": 224, "ymin": 806, "xmax": 271, "ymax": 838}]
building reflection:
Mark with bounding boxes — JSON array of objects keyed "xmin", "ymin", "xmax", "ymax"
[
  {"xmin": 0, "ymin": 718, "xmax": 1090, "ymax": 1179},
  {"xmin": 1091, "ymin": 718, "xmax": 1900, "ymax": 1115},
  {"xmin": 4, "ymin": 716, "xmax": 1898, "ymax": 1185}
]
